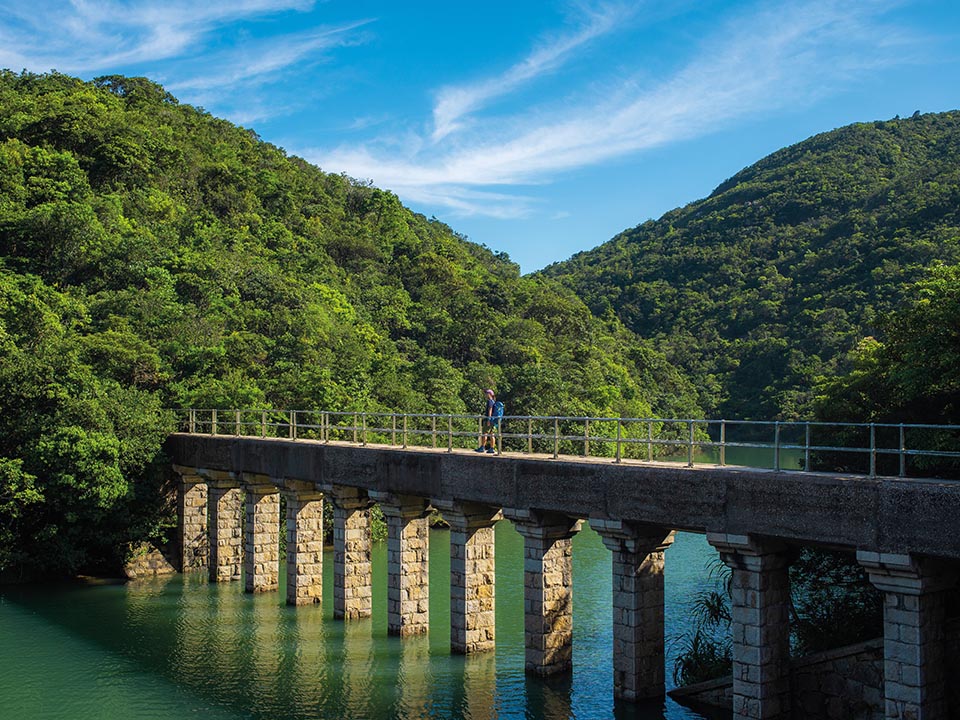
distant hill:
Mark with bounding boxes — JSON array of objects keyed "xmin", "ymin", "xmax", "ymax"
[
  {"xmin": 542, "ymin": 111, "xmax": 960, "ymax": 419},
  {"xmin": 0, "ymin": 71, "xmax": 699, "ymax": 576}
]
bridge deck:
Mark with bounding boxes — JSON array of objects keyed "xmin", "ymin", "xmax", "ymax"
[{"xmin": 166, "ymin": 433, "xmax": 960, "ymax": 561}]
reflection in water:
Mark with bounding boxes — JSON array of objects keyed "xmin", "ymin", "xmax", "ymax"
[
  {"xmin": 1, "ymin": 529, "xmax": 720, "ymax": 720},
  {"xmin": 396, "ymin": 633, "xmax": 434, "ymax": 718},
  {"xmin": 612, "ymin": 697, "xmax": 670, "ymax": 720},
  {"xmin": 246, "ymin": 592, "xmax": 282, "ymax": 713},
  {"xmin": 283, "ymin": 601, "xmax": 327, "ymax": 715},
  {"xmin": 461, "ymin": 652, "xmax": 498, "ymax": 720},
  {"xmin": 341, "ymin": 617, "xmax": 376, "ymax": 718},
  {"xmin": 525, "ymin": 673, "xmax": 573, "ymax": 720}
]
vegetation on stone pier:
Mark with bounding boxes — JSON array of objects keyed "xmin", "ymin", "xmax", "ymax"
[{"xmin": 673, "ymin": 548, "xmax": 884, "ymax": 687}]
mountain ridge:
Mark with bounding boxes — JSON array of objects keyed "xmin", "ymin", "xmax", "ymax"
[{"xmin": 542, "ymin": 110, "xmax": 960, "ymax": 419}]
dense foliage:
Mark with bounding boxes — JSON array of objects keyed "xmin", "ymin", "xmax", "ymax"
[
  {"xmin": 0, "ymin": 71, "xmax": 699, "ymax": 577},
  {"xmin": 812, "ymin": 262, "xmax": 960, "ymax": 477},
  {"xmin": 544, "ymin": 112, "xmax": 960, "ymax": 420},
  {"xmin": 815, "ymin": 262, "xmax": 960, "ymax": 424}
]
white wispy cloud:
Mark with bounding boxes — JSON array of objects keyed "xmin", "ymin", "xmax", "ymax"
[
  {"xmin": 0, "ymin": 1, "xmax": 373, "ymax": 122},
  {"xmin": 167, "ymin": 21, "xmax": 373, "ymax": 93},
  {"xmin": 0, "ymin": 1, "xmax": 315, "ymax": 72},
  {"xmin": 430, "ymin": 1, "xmax": 636, "ymax": 142},
  {"xmin": 306, "ymin": 0, "xmax": 925, "ymax": 219}
]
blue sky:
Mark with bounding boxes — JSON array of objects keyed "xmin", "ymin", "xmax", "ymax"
[{"xmin": 1, "ymin": 1, "xmax": 958, "ymax": 273}]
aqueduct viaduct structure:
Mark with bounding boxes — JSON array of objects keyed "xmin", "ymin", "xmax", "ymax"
[{"xmin": 166, "ymin": 432, "xmax": 960, "ymax": 720}]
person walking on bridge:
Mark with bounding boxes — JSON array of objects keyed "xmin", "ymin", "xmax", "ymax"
[{"xmin": 476, "ymin": 389, "xmax": 498, "ymax": 454}]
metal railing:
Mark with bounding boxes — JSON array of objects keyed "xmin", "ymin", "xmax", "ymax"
[{"xmin": 175, "ymin": 409, "xmax": 960, "ymax": 480}]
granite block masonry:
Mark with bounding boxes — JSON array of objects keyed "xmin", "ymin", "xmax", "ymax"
[
  {"xmin": 708, "ymin": 533, "xmax": 792, "ymax": 720},
  {"xmin": 284, "ymin": 481, "xmax": 325, "ymax": 606},
  {"xmin": 328, "ymin": 484, "xmax": 374, "ymax": 621},
  {"xmin": 857, "ymin": 551, "xmax": 956, "ymax": 720},
  {"xmin": 434, "ymin": 500, "xmax": 502, "ymax": 654},
  {"xmin": 593, "ymin": 519, "xmax": 675, "ymax": 701},
  {"xmin": 506, "ymin": 509, "xmax": 582, "ymax": 676},
  {"xmin": 371, "ymin": 491, "xmax": 432, "ymax": 637},
  {"xmin": 243, "ymin": 473, "xmax": 281, "ymax": 593},
  {"xmin": 207, "ymin": 472, "xmax": 243, "ymax": 584},
  {"xmin": 174, "ymin": 465, "xmax": 208, "ymax": 572}
]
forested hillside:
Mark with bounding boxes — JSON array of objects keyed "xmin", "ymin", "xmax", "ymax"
[
  {"xmin": 543, "ymin": 112, "xmax": 960, "ymax": 420},
  {"xmin": 0, "ymin": 71, "xmax": 699, "ymax": 577}
]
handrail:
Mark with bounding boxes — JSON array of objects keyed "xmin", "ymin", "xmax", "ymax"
[{"xmin": 173, "ymin": 409, "xmax": 960, "ymax": 480}]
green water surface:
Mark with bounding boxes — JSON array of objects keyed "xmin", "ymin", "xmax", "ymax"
[{"xmin": 1, "ymin": 523, "xmax": 727, "ymax": 720}]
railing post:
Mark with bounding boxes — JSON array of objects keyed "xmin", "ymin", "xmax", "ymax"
[
  {"xmin": 497, "ymin": 418, "xmax": 503, "ymax": 455},
  {"xmin": 432, "ymin": 414, "xmax": 437, "ymax": 448},
  {"xmin": 235, "ymin": 410, "xmax": 241, "ymax": 436},
  {"xmin": 261, "ymin": 411, "xmax": 266, "ymax": 438},
  {"xmin": 615, "ymin": 419, "xmax": 622, "ymax": 463},
  {"xmin": 774, "ymin": 421, "xmax": 781, "ymax": 471},
  {"xmin": 805, "ymin": 422, "xmax": 811, "ymax": 472},
  {"xmin": 353, "ymin": 413, "xmax": 358, "ymax": 444},
  {"xmin": 362, "ymin": 412, "xmax": 367, "ymax": 446},
  {"xmin": 584, "ymin": 418, "xmax": 590, "ymax": 457},
  {"xmin": 212, "ymin": 409, "xmax": 218, "ymax": 436},
  {"xmin": 323, "ymin": 411, "xmax": 329, "ymax": 444},
  {"xmin": 899, "ymin": 423, "xmax": 906, "ymax": 477},
  {"xmin": 719, "ymin": 420, "xmax": 726, "ymax": 466},
  {"xmin": 447, "ymin": 414, "xmax": 453, "ymax": 453},
  {"xmin": 687, "ymin": 420, "xmax": 694, "ymax": 468},
  {"xmin": 403, "ymin": 414, "xmax": 408, "ymax": 448},
  {"xmin": 869, "ymin": 423, "xmax": 876, "ymax": 477},
  {"xmin": 188, "ymin": 409, "xmax": 196, "ymax": 434},
  {"xmin": 553, "ymin": 417, "xmax": 559, "ymax": 459},
  {"xmin": 647, "ymin": 420, "xmax": 653, "ymax": 462},
  {"xmin": 392, "ymin": 414, "xmax": 397, "ymax": 446},
  {"xmin": 527, "ymin": 418, "xmax": 533, "ymax": 454},
  {"xmin": 291, "ymin": 410, "xmax": 297, "ymax": 440}
]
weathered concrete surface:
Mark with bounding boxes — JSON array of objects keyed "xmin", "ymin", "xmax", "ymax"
[{"xmin": 164, "ymin": 435, "xmax": 960, "ymax": 560}]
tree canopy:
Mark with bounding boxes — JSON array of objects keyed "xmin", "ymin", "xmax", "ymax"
[
  {"xmin": 544, "ymin": 112, "xmax": 960, "ymax": 420},
  {"xmin": 0, "ymin": 71, "xmax": 699, "ymax": 577}
]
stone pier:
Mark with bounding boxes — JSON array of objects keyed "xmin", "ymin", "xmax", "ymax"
[
  {"xmin": 208, "ymin": 472, "xmax": 243, "ymax": 583},
  {"xmin": 858, "ymin": 551, "xmax": 956, "ymax": 720},
  {"xmin": 327, "ymin": 485, "xmax": 373, "ymax": 620},
  {"xmin": 435, "ymin": 501, "xmax": 502, "ymax": 654},
  {"xmin": 593, "ymin": 519, "xmax": 675, "ymax": 701},
  {"xmin": 174, "ymin": 465, "xmax": 208, "ymax": 572},
  {"xmin": 372, "ymin": 492, "xmax": 432, "ymax": 636},
  {"xmin": 507, "ymin": 510, "xmax": 582, "ymax": 676},
  {"xmin": 242, "ymin": 473, "xmax": 281, "ymax": 593},
  {"xmin": 284, "ymin": 482, "xmax": 325, "ymax": 606},
  {"xmin": 708, "ymin": 533, "xmax": 792, "ymax": 720}
]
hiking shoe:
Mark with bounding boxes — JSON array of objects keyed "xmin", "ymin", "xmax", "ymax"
[
  {"xmin": 474, "ymin": 447, "xmax": 485, "ymax": 452},
  {"xmin": 486, "ymin": 448, "xmax": 496, "ymax": 454}
]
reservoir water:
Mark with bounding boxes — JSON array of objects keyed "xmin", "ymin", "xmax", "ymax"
[{"xmin": 1, "ymin": 523, "xmax": 724, "ymax": 720}]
